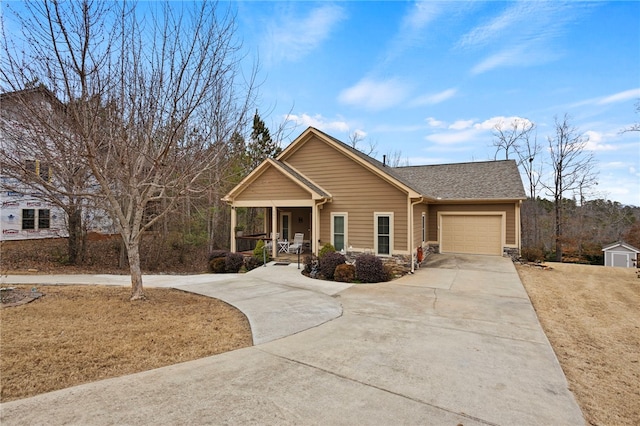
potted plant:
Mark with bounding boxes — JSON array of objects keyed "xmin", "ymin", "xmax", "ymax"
[{"xmin": 235, "ymin": 225, "xmax": 245, "ymax": 237}]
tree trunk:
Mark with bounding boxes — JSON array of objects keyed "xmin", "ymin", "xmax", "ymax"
[
  {"xmin": 67, "ymin": 206, "xmax": 83, "ymax": 264},
  {"xmin": 127, "ymin": 242, "xmax": 145, "ymax": 300},
  {"xmin": 555, "ymin": 198, "xmax": 563, "ymax": 262}
]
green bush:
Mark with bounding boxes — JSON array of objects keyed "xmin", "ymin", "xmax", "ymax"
[
  {"xmin": 334, "ymin": 264, "xmax": 355, "ymax": 283},
  {"xmin": 355, "ymin": 254, "xmax": 387, "ymax": 283},
  {"xmin": 225, "ymin": 252, "xmax": 245, "ymax": 273},
  {"xmin": 253, "ymin": 240, "xmax": 266, "ymax": 258},
  {"xmin": 319, "ymin": 243, "xmax": 336, "ymax": 259},
  {"xmin": 318, "ymin": 251, "xmax": 345, "ymax": 280}
]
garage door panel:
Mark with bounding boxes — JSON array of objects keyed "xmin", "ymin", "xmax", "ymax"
[{"xmin": 441, "ymin": 215, "xmax": 502, "ymax": 255}]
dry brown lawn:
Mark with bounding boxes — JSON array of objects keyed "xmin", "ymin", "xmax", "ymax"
[
  {"xmin": 0, "ymin": 285, "xmax": 252, "ymax": 402},
  {"xmin": 517, "ymin": 262, "xmax": 640, "ymax": 426}
]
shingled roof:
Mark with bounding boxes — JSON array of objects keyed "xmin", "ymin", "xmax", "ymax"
[{"xmin": 392, "ymin": 160, "xmax": 527, "ymax": 200}]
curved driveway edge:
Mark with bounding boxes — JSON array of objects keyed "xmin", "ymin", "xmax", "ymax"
[
  {"xmin": 1, "ymin": 262, "xmax": 349, "ymax": 345},
  {"xmin": 1, "ymin": 255, "xmax": 585, "ymax": 425}
]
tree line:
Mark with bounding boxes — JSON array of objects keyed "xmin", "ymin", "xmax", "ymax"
[{"xmin": 492, "ymin": 114, "xmax": 639, "ymax": 263}]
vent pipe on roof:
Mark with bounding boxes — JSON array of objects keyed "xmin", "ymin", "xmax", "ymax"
[{"xmin": 383, "ymin": 154, "xmax": 386, "ymax": 167}]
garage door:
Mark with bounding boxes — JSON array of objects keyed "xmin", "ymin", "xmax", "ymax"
[{"xmin": 440, "ymin": 215, "xmax": 503, "ymax": 255}]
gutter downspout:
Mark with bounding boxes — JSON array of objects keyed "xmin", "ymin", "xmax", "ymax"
[{"xmin": 410, "ymin": 197, "xmax": 425, "ymax": 273}]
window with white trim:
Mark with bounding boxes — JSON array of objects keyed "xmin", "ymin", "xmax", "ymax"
[
  {"xmin": 374, "ymin": 212, "xmax": 393, "ymax": 256},
  {"xmin": 331, "ymin": 213, "xmax": 347, "ymax": 252},
  {"xmin": 421, "ymin": 212, "xmax": 426, "ymax": 243}
]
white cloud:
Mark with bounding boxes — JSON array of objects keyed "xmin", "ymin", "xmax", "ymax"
[
  {"xmin": 449, "ymin": 120, "xmax": 474, "ymax": 130},
  {"xmin": 598, "ymin": 88, "xmax": 640, "ymax": 105},
  {"xmin": 426, "ymin": 129, "xmax": 478, "ymax": 145},
  {"xmin": 426, "ymin": 117, "xmax": 446, "ymax": 128},
  {"xmin": 568, "ymin": 88, "xmax": 640, "ymax": 108},
  {"xmin": 381, "ymin": 2, "xmax": 442, "ymax": 64},
  {"xmin": 284, "ymin": 113, "xmax": 349, "ymax": 133},
  {"xmin": 460, "ymin": 2, "xmax": 584, "ymax": 74},
  {"xmin": 266, "ymin": 4, "xmax": 346, "ymax": 63},
  {"xmin": 411, "ymin": 88, "xmax": 457, "ymax": 106},
  {"xmin": 338, "ymin": 77, "xmax": 411, "ymax": 110},
  {"xmin": 583, "ymin": 130, "xmax": 620, "ymax": 152},
  {"xmin": 425, "ymin": 116, "xmax": 532, "ymax": 144}
]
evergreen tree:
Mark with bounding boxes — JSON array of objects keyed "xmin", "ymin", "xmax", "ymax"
[{"xmin": 247, "ymin": 110, "xmax": 281, "ymax": 169}]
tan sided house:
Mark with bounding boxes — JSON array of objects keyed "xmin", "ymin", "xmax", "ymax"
[{"xmin": 223, "ymin": 127, "xmax": 526, "ymax": 266}]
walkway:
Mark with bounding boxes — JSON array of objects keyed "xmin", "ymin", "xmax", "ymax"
[{"xmin": 0, "ymin": 255, "xmax": 584, "ymax": 425}]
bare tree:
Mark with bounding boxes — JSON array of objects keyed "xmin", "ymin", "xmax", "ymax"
[
  {"xmin": 544, "ymin": 114, "xmax": 598, "ymax": 262},
  {"xmin": 2, "ymin": 0, "xmax": 256, "ymax": 300},
  {"xmin": 348, "ymin": 130, "xmax": 377, "ymax": 157},
  {"xmin": 492, "ymin": 118, "xmax": 536, "ymax": 161}
]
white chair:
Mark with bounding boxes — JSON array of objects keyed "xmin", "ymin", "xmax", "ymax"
[
  {"xmin": 288, "ymin": 233, "xmax": 304, "ymax": 253},
  {"xmin": 265, "ymin": 232, "xmax": 279, "ymax": 251}
]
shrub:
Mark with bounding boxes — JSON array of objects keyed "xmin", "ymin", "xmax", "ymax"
[
  {"xmin": 334, "ymin": 263, "xmax": 355, "ymax": 283},
  {"xmin": 355, "ymin": 254, "xmax": 387, "ymax": 283},
  {"xmin": 318, "ymin": 251, "xmax": 345, "ymax": 280},
  {"xmin": 225, "ymin": 252, "xmax": 245, "ymax": 273},
  {"xmin": 303, "ymin": 254, "xmax": 318, "ymax": 275},
  {"xmin": 521, "ymin": 247, "xmax": 544, "ymax": 263},
  {"xmin": 244, "ymin": 256, "xmax": 262, "ymax": 271},
  {"xmin": 318, "ymin": 243, "xmax": 336, "ymax": 259},
  {"xmin": 209, "ymin": 257, "xmax": 226, "ymax": 273},
  {"xmin": 209, "ymin": 250, "xmax": 228, "ymax": 261},
  {"xmin": 253, "ymin": 240, "xmax": 266, "ymax": 258}
]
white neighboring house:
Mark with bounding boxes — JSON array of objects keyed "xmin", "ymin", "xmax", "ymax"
[
  {"xmin": 1, "ymin": 175, "xmax": 68, "ymax": 240},
  {"xmin": 602, "ymin": 241, "xmax": 640, "ymax": 268},
  {"xmin": 0, "ymin": 87, "xmax": 114, "ymax": 241}
]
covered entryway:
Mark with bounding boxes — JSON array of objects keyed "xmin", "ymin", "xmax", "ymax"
[{"xmin": 439, "ymin": 213, "xmax": 503, "ymax": 256}]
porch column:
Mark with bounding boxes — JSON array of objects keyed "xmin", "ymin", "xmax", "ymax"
[
  {"xmin": 271, "ymin": 205, "xmax": 277, "ymax": 258},
  {"xmin": 230, "ymin": 206, "xmax": 237, "ymax": 252}
]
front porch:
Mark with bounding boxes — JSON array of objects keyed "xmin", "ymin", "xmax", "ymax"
[{"xmin": 231, "ymin": 205, "xmax": 316, "ymax": 258}]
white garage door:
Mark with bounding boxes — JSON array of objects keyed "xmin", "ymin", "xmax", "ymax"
[{"xmin": 441, "ymin": 215, "xmax": 503, "ymax": 256}]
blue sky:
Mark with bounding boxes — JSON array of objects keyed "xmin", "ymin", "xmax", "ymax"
[{"xmin": 235, "ymin": 1, "xmax": 640, "ymax": 206}]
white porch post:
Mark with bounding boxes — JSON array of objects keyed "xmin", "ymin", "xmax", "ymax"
[
  {"xmin": 230, "ymin": 206, "xmax": 237, "ymax": 252},
  {"xmin": 271, "ymin": 205, "xmax": 277, "ymax": 258}
]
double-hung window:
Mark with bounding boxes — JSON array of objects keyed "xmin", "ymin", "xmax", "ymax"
[
  {"xmin": 374, "ymin": 212, "xmax": 393, "ymax": 256},
  {"xmin": 331, "ymin": 213, "xmax": 347, "ymax": 252}
]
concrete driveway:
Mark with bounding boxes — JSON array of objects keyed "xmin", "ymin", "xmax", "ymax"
[{"xmin": 0, "ymin": 254, "xmax": 584, "ymax": 425}]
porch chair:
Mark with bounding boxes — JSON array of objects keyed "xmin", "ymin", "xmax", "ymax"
[
  {"xmin": 288, "ymin": 233, "xmax": 304, "ymax": 254},
  {"xmin": 265, "ymin": 232, "xmax": 279, "ymax": 251}
]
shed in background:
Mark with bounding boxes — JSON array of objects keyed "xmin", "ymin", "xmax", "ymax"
[{"xmin": 602, "ymin": 241, "xmax": 640, "ymax": 268}]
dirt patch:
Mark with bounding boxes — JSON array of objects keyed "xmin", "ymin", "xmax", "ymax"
[
  {"xmin": 517, "ymin": 262, "xmax": 640, "ymax": 426},
  {"xmin": 0, "ymin": 285, "xmax": 252, "ymax": 402}
]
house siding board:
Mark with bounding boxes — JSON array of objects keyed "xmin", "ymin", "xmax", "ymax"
[
  {"xmin": 235, "ymin": 166, "xmax": 310, "ymax": 201},
  {"xmin": 428, "ymin": 203, "xmax": 516, "ymax": 245},
  {"xmin": 288, "ymin": 135, "xmax": 409, "ymax": 252}
]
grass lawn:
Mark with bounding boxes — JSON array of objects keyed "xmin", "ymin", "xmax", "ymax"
[
  {"xmin": 1, "ymin": 285, "xmax": 252, "ymax": 402},
  {"xmin": 517, "ymin": 262, "xmax": 639, "ymax": 426}
]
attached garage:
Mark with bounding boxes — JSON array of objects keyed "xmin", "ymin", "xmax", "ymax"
[{"xmin": 439, "ymin": 213, "xmax": 504, "ymax": 256}]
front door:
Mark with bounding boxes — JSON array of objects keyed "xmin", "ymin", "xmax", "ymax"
[{"xmin": 280, "ymin": 212, "xmax": 291, "ymax": 241}]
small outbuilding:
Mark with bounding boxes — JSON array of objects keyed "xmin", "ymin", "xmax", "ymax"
[{"xmin": 602, "ymin": 241, "xmax": 640, "ymax": 268}]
